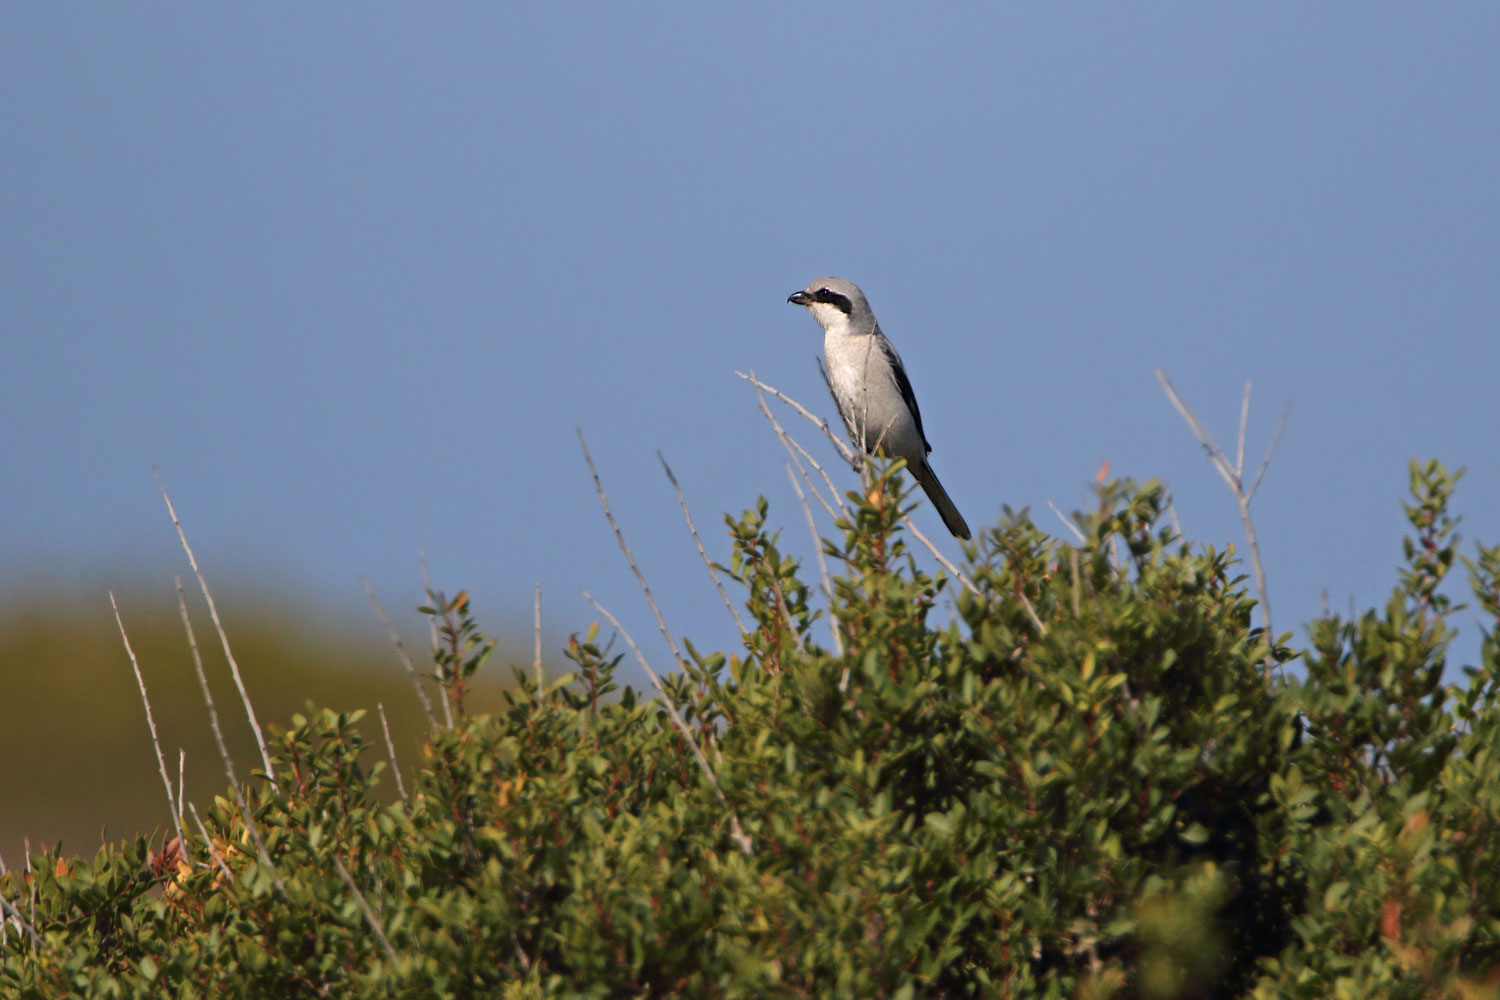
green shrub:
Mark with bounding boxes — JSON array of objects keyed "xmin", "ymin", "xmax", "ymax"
[{"xmin": 2, "ymin": 460, "xmax": 1497, "ymax": 998}]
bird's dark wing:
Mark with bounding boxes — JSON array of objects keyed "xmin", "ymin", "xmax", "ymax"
[{"xmin": 877, "ymin": 333, "xmax": 931, "ymax": 454}]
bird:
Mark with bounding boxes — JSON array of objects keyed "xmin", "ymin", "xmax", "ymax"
[{"xmin": 788, "ymin": 276, "xmax": 971, "ymax": 540}]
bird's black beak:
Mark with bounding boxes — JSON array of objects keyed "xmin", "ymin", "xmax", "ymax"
[{"xmin": 787, "ymin": 290, "xmax": 812, "ymax": 306}]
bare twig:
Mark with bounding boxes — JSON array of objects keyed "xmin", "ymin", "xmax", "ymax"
[
  {"xmin": 175, "ymin": 579, "xmax": 283, "ymax": 893},
  {"xmin": 582, "ymin": 591, "xmax": 752, "ymax": 856},
  {"xmin": 1070, "ymin": 548, "xmax": 1084, "ymax": 619},
  {"xmin": 735, "ymin": 370, "xmax": 858, "ymax": 468},
  {"xmin": 418, "ymin": 552, "xmax": 455, "ymax": 728},
  {"xmin": 754, "ymin": 389, "xmax": 846, "ymax": 518},
  {"xmin": 156, "ymin": 472, "xmax": 275, "ymax": 782},
  {"xmin": 1016, "ymin": 591, "xmax": 1047, "ymax": 636},
  {"xmin": 0, "ymin": 882, "xmax": 40, "ymax": 950},
  {"xmin": 176, "ymin": 749, "xmax": 187, "ymax": 834},
  {"xmin": 901, "ymin": 515, "xmax": 1048, "ymax": 635},
  {"xmin": 187, "ymin": 802, "xmax": 233, "ymax": 881},
  {"xmin": 902, "ymin": 516, "xmax": 984, "ymax": 601},
  {"xmin": 659, "ymin": 453, "xmax": 750, "ymax": 636},
  {"xmin": 362, "ymin": 577, "xmax": 439, "ymax": 733},
  {"xmin": 785, "ymin": 437, "xmax": 841, "ymax": 520},
  {"xmin": 765, "ymin": 560, "xmax": 807, "ymax": 655},
  {"xmin": 1236, "ymin": 380, "xmax": 1251, "ymax": 479},
  {"xmin": 376, "ymin": 703, "xmax": 409, "ymax": 807},
  {"xmin": 1155, "ymin": 375, "xmax": 1237, "ymax": 495},
  {"xmin": 332, "ymin": 855, "xmax": 398, "ymax": 964},
  {"xmin": 1164, "ymin": 489, "xmax": 1185, "ymax": 543},
  {"xmin": 24, "ymin": 840, "xmax": 34, "ymax": 933},
  {"xmin": 775, "ymin": 396, "xmax": 849, "ymax": 515},
  {"xmin": 1249, "ymin": 402, "xmax": 1291, "ymax": 501},
  {"xmin": 110, "ymin": 592, "xmax": 185, "ymax": 849},
  {"xmin": 1154, "ymin": 370, "xmax": 1282, "ymax": 677},
  {"xmin": 786, "ymin": 464, "xmax": 841, "ymax": 656},
  {"xmin": 533, "ymin": 582, "xmax": 545, "ymax": 690},
  {"xmin": 1047, "ymin": 500, "xmax": 1088, "ymax": 544},
  {"xmin": 0, "ymin": 847, "xmax": 35, "ymax": 950},
  {"xmin": 577, "ymin": 428, "xmax": 687, "ymax": 670},
  {"xmin": 178, "ymin": 577, "xmax": 242, "ymax": 799}
]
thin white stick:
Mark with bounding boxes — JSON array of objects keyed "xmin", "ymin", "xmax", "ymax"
[
  {"xmin": 533, "ymin": 583, "xmax": 545, "ymax": 689},
  {"xmin": 155, "ymin": 472, "xmax": 275, "ymax": 783},
  {"xmin": 187, "ymin": 802, "xmax": 233, "ymax": 881},
  {"xmin": 755, "ymin": 389, "xmax": 846, "ymax": 518},
  {"xmin": 176, "ymin": 749, "xmax": 187, "ymax": 836},
  {"xmin": 902, "ymin": 516, "xmax": 984, "ymax": 601},
  {"xmin": 900, "ymin": 514, "xmax": 1046, "ymax": 634},
  {"xmin": 1016, "ymin": 591, "xmax": 1047, "ymax": 636},
  {"xmin": 1047, "ymin": 500, "xmax": 1088, "ymax": 544},
  {"xmin": 376, "ymin": 703, "xmax": 409, "ymax": 806},
  {"xmin": 1236, "ymin": 379, "xmax": 1251, "ymax": 478},
  {"xmin": 110, "ymin": 592, "xmax": 185, "ymax": 849},
  {"xmin": 1154, "ymin": 370, "xmax": 1279, "ymax": 677},
  {"xmin": 0, "ymin": 884, "xmax": 39, "ymax": 949},
  {"xmin": 24, "ymin": 839, "xmax": 34, "ymax": 934},
  {"xmin": 577, "ymin": 428, "xmax": 688, "ymax": 670},
  {"xmin": 786, "ymin": 412, "xmax": 849, "ymax": 512},
  {"xmin": 735, "ymin": 370, "xmax": 858, "ymax": 468},
  {"xmin": 361, "ymin": 577, "xmax": 439, "ymax": 733},
  {"xmin": 658, "ymin": 453, "xmax": 750, "ymax": 636},
  {"xmin": 332, "ymin": 856, "xmax": 398, "ymax": 963},
  {"xmin": 0, "ymin": 846, "xmax": 35, "ymax": 949},
  {"xmin": 175, "ymin": 578, "xmax": 283, "ymax": 892},
  {"xmin": 177, "ymin": 577, "xmax": 242, "ymax": 794},
  {"xmin": 765, "ymin": 559, "xmax": 808, "ymax": 655},
  {"xmin": 1248, "ymin": 402, "xmax": 1291, "ymax": 501},
  {"xmin": 1070, "ymin": 549, "xmax": 1084, "ymax": 618},
  {"xmin": 582, "ymin": 591, "xmax": 752, "ymax": 856},
  {"xmin": 1155, "ymin": 374, "xmax": 1237, "ymax": 493},
  {"xmin": 1164, "ymin": 490, "xmax": 1185, "ymax": 542},
  {"xmin": 786, "ymin": 464, "xmax": 841, "ymax": 656},
  {"xmin": 784, "ymin": 435, "xmax": 840, "ymax": 520},
  {"xmin": 419, "ymin": 552, "xmax": 455, "ymax": 729}
]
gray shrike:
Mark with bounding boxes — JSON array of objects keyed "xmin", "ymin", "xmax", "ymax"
[{"xmin": 788, "ymin": 276, "xmax": 971, "ymax": 541}]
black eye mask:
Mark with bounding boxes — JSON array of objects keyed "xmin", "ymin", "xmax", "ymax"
[{"xmin": 811, "ymin": 288, "xmax": 853, "ymax": 315}]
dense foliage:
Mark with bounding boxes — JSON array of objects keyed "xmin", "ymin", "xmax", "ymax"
[{"xmin": 3, "ymin": 460, "xmax": 1498, "ymax": 998}]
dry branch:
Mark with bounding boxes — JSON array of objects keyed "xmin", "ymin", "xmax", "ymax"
[
  {"xmin": 1155, "ymin": 370, "xmax": 1285, "ymax": 677},
  {"xmin": 578, "ymin": 428, "xmax": 688, "ymax": 670},
  {"xmin": 110, "ymin": 591, "xmax": 185, "ymax": 849},
  {"xmin": 156, "ymin": 472, "xmax": 276, "ymax": 781},
  {"xmin": 659, "ymin": 452, "xmax": 750, "ymax": 636},
  {"xmin": 362, "ymin": 577, "xmax": 439, "ymax": 733}
]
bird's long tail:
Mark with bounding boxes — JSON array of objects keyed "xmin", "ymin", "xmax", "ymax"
[{"xmin": 911, "ymin": 461, "xmax": 971, "ymax": 540}]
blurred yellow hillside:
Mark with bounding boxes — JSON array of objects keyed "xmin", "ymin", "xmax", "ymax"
[{"xmin": 0, "ymin": 586, "xmax": 529, "ymax": 864}]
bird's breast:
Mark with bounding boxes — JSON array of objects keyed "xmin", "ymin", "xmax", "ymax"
[{"xmin": 823, "ymin": 333, "xmax": 923, "ymax": 461}]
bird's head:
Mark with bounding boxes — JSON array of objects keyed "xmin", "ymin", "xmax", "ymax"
[{"xmin": 788, "ymin": 276, "xmax": 875, "ymax": 334}]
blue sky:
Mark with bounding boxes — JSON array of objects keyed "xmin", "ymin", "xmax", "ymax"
[{"xmin": 4, "ymin": 5, "xmax": 1498, "ymax": 684}]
